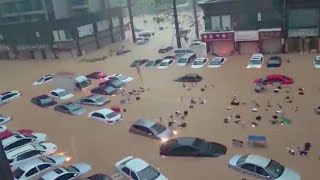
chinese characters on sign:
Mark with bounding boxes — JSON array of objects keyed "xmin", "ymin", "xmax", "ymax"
[
  {"xmin": 259, "ymin": 31, "xmax": 281, "ymax": 40},
  {"xmin": 201, "ymin": 32, "xmax": 234, "ymax": 42}
]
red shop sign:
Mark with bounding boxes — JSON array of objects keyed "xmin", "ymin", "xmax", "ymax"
[
  {"xmin": 201, "ymin": 32, "xmax": 234, "ymax": 42},
  {"xmin": 259, "ymin": 31, "xmax": 281, "ymax": 40}
]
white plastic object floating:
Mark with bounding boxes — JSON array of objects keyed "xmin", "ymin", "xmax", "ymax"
[
  {"xmin": 276, "ymin": 110, "xmax": 282, "ymax": 114},
  {"xmin": 252, "ymin": 108, "xmax": 258, "ymax": 112}
]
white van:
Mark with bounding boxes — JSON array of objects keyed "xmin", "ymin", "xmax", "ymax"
[
  {"xmin": 74, "ymin": 75, "xmax": 91, "ymax": 91},
  {"xmin": 174, "ymin": 48, "xmax": 194, "ymax": 58},
  {"xmin": 177, "ymin": 53, "xmax": 197, "ymax": 66}
]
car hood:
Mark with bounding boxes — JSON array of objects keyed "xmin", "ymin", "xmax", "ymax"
[
  {"xmin": 277, "ymin": 168, "xmax": 300, "ymax": 180},
  {"xmin": 71, "ymin": 162, "xmax": 92, "ymax": 174},
  {"xmin": 47, "ymin": 154, "xmax": 66, "ymax": 165},
  {"xmin": 191, "ymin": 65, "xmax": 203, "ymax": 69},
  {"xmin": 155, "ymin": 174, "xmax": 168, "ymax": 180},
  {"xmin": 247, "ymin": 64, "xmax": 262, "ymax": 68},
  {"xmin": 207, "ymin": 143, "xmax": 227, "ymax": 157},
  {"xmin": 32, "ymin": 133, "xmax": 48, "ymax": 142},
  {"xmin": 228, "ymin": 154, "xmax": 242, "ymax": 166},
  {"xmin": 156, "ymin": 128, "xmax": 174, "ymax": 139},
  {"xmin": 59, "ymin": 94, "xmax": 74, "ymax": 100},
  {"xmin": 71, "ymin": 107, "xmax": 86, "ymax": 115}
]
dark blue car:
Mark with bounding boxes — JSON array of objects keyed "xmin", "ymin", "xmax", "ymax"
[{"xmin": 266, "ymin": 56, "xmax": 282, "ymax": 68}]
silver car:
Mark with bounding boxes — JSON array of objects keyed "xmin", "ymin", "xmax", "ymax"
[
  {"xmin": 54, "ymin": 102, "xmax": 86, "ymax": 115},
  {"xmin": 78, "ymin": 94, "xmax": 110, "ymax": 106},
  {"xmin": 129, "ymin": 119, "xmax": 175, "ymax": 142},
  {"xmin": 229, "ymin": 154, "xmax": 300, "ymax": 180}
]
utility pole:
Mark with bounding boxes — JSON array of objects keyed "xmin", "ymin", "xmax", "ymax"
[
  {"xmin": 193, "ymin": 0, "xmax": 200, "ymax": 39},
  {"xmin": 0, "ymin": 142, "xmax": 13, "ymax": 180},
  {"xmin": 173, "ymin": 0, "xmax": 182, "ymax": 48},
  {"xmin": 127, "ymin": 0, "xmax": 136, "ymax": 43}
]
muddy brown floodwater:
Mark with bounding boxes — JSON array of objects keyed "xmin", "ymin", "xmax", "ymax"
[{"xmin": 0, "ymin": 14, "xmax": 320, "ymax": 180}]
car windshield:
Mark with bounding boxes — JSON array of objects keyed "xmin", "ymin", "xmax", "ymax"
[
  {"xmin": 106, "ymin": 112, "xmax": 118, "ymax": 119},
  {"xmin": 250, "ymin": 59, "xmax": 262, "ymax": 64},
  {"xmin": 67, "ymin": 103, "xmax": 82, "ymax": 112},
  {"xmin": 111, "ymin": 80, "xmax": 123, "ymax": 86},
  {"xmin": 95, "ymin": 96, "xmax": 106, "ymax": 102},
  {"xmin": 265, "ymin": 160, "xmax": 285, "ymax": 178},
  {"xmin": 192, "ymin": 138, "xmax": 209, "ymax": 152},
  {"xmin": 268, "ymin": 60, "xmax": 279, "ymax": 64},
  {"xmin": 210, "ymin": 60, "xmax": 221, "ymax": 65},
  {"xmin": 104, "ymin": 86, "xmax": 116, "ymax": 93},
  {"xmin": 150, "ymin": 123, "xmax": 166, "ymax": 134},
  {"xmin": 137, "ymin": 165, "xmax": 160, "ymax": 180},
  {"xmin": 63, "ymin": 166, "xmax": 79, "ymax": 173},
  {"xmin": 159, "ymin": 62, "xmax": 168, "ymax": 66},
  {"xmin": 236, "ymin": 154, "xmax": 249, "ymax": 165},
  {"xmin": 193, "ymin": 61, "xmax": 203, "ymax": 65},
  {"xmin": 58, "ymin": 90, "xmax": 69, "ymax": 97},
  {"xmin": 13, "ymin": 168, "xmax": 25, "ymax": 179},
  {"xmin": 178, "ymin": 58, "xmax": 188, "ymax": 63},
  {"xmin": 40, "ymin": 97, "xmax": 53, "ymax": 104}
]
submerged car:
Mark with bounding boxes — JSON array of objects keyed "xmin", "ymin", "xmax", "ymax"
[
  {"xmin": 115, "ymin": 156, "xmax": 167, "ymax": 180},
  {"xmin": 130, "ymin": 59, "xmax": 149, "ymax": 67},
  {"xmin": 40, "ymin": 163, "xmax": 92, "ymax": 180},
  {"xmin": 116, "ymin": 49, "xmax": 131, "ymax": 55},
  {"xmin": 2, "ymin": 132, "xmax": 47, "ymax": 152},
  {"xmin": 0, "ymin": 115, "xmax": 12, "ymax": 125},
  {"xmin": 136, "ymin": 38, "xmax": 149, "ymax": 45},
  {"xmin": 313, "ymin": 56, "xmax": 320, "ymax": 68},
  {"xmin": 157, "ymin": 59, "xmax": 175, "ymax": 69},
  {"xmin": 129, "ymin": 119, "xmax": 175, "ymax": 142},
  {"xmin": 267, "ymin": 56, "xmax": 282, "ymax": 68},
  {"xmin": 254, "ymin": 74, "xmax": 294, "ymax": 85},
  {"xmin": 86, "ymin": 72, "xmax": 107, "ymax": 79},
  {"xmin": 208, "ymin": 57, "xmax": 226, "ymax": 68},
  {"xmin": 106, "ymin": 74, "xmax": 134, "ymax": 83},
  {"xmin": 91, "ymin": 86, "xmax": 120, "ymax": 96},
  {"xmin": 99, "ymin": 78, "xmax": 125, "ymax": 89},
  {"xmin": 160, "ymin": 137, "xmax": 227, "ymax": 157},
  {"xmin": 191, "ymin": 58, "xmax": 208, "ymax": 69},
  {"xmin": 78, "ymin": 94, "xmax": 110, "ymax": 106},
  {"xmin": 32, "ymin": 74, "xmax": 54, "ymax": 86},
  {"xmin": 158, "ymin": 46, "xmax": 173, "ymax": 53},
  {"xmin": 49, "ymin": 88, "xmax": 73, "ymax": 100},
  {"xmin": 229, "ymin": 154, "xmax": 300, "ymax": 180},
  {"xmin": 145, "ymin": 60, "xmax": 156, "ymax": 67},
  {"xmin": 0, "ymin": 90, "xmax": 22, "ymax": 105},
  {"xmin": 174, "ymin": 74, "xmax": 203, "ymax": 82},
  {"xmin": 88, "ymin": 108, "xmax": 122, "ymax": 124},
  {"xmin": 247, "ymin": 54, "xmax": 264, "ymax": 68},
  {"xmin": 31, "ymin": 95, "xmax": 57, "ymax": 108},
  {"xmin": 81, "ymin": 173, "xmax": 113, "ymax": 180},
  {"xmin": 54, "ymin": 102, "xmax": 86, "ymax": 115}
]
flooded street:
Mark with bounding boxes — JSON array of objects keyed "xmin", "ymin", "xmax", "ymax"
[{"xmin": 0, "ymin": 14, "xmax": 320, "ymax": 180}]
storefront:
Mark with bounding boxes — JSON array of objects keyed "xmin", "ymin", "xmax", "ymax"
[
  {"xmin": 259, "ymin": 28, "xmax": 283, "ymax": 54},
  {"xmin": 201, "ymin": 31, "xmax": 235, "ymax": 56},
  {"xmin": 235, "ymin": 31, "xmax": 259, "ymax": 55},
  {"xmin": 287, "ymin": 28, "xmax": 319, "ymax": 53}
]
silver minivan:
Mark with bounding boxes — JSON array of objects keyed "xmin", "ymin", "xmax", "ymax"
[{"xmin": 176, "ymin": 53, "xmax": 197, "ymax": 66}]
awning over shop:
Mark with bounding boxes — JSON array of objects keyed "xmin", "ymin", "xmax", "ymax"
[
  {"xmin": 201, "ymin": 31, "xmax": 234, "ymax": 42},
  {"xmin": 258, "ymin": 28, "xmax": 282, "ymax": 40},
  {"xmin": 235, "ymin": 31, "xmax": 259, "ymax": 41},
  {"xmin": 288, "ymin": 28, "xmax": 319, "ymax": 37}
]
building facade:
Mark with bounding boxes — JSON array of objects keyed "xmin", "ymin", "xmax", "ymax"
[
  {"xmin": 198, "ymin": 0, "xmax": 320, "ymax": 55},
  {"xmin": 0, "ymin": 0, "xmax": 125, "ymax": 59}
]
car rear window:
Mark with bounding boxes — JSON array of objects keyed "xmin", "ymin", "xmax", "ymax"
[
  {"xmin": 13, "ymin": 167, "xmax": 25, "ymax": 179},
  {"xmin": 237, "ymin": 154, "xmax": 249, "ymax": 165}
]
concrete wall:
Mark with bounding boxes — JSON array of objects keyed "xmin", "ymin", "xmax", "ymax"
[{"xmin": 52, "ymin": 0, "xmax": 72, "ymax": 20}]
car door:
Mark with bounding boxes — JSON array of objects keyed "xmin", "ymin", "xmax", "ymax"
[
  {"xmin": 255, "ymin": 166, "xmax": 272, "ymax": 179},
  {"xmin": 56, "ymin": 173, "xmax": 77, "ymax": 180},
  {"xmin": 24, "ymin": 167, "xmax": 39, "ymax": 179},
  {"xmin": 91, "ymin": 113, "xmax": 105, "ymax": 122},
  {"xmin": 2, "ymin": 94, "xmax": 15, "ymax": 102},
  {"xmin": 170, "ymin": 146, "xmax": 197, "ymax": 156},
  {"xmin": 134, "ymin": 125, "xmax": 154, "ymax": 137},
  {"xmin": 129, "ymin": 171, "xmax": 139, "ymax": 180},
  {"xmin": 84, "ymin": 99, "xmax": 95, "ymax": 105},
  {"xmin": 240, "ymin": 163, "xmax": 257, "ymax": 176},
  {"xmin": 121, "ymin": 167, "xmax": 132, "ymax": 179},
  {"xmin": 59, "ymin": 106, "xmax": 69, "ymax": 113}
]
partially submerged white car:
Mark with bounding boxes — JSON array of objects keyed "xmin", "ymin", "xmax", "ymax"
[
  {"xmin": 115, "ymin": 156, "xmax": 167, "ymax": 180},
  {"xmin": 2, "ymin": 132, "xmax": 47, "ymax": 152},
  {"xmin": 12, "ymin": 154, "xmax": 66, "ymax": 180},
  {"xmin": 105, "ymin": 73, "xmax": 134, "ymax": 83},
  {"xmin": 191, "ymin": 58, "xmax": 208, "ymax": 69},
  {"xmin": 313, "ymin": 56, "xmax": 320, "ymax": 68},
  {"xmin": 7, "ymin": 143, "xmax": 57, "ymax": 170},
  {"xmin": 229, "ymin": 154, "xmax": 300, "ymax": 180},
  {"xmin": 88, "ymin": 108, "xmax": 122, "ymax": 124},
  {"xmin": 33, "ymin": 74, "xmax": 54, "ymax": 86},
  {"xmin": 49, "ymin": 88, "xmax": 74, "ymax": 100},
  {"xmin": 40, "ymin": 162, "xmax": 92, "ymax": 180},
  {"xmin": 208, "ymin": 57, "xmax": 227, "ymax": 68},
  {"xmin": 0, "ymin": 90, "xmax": 22, "ymax": 105},
  {"xmin": 157, "ymin": 59, "xmax": 175, "ymax": 69},
  {"xmin": 0, "ymin": 115, "xmax": 12, "ymax": 125},
  {"xmin": 247, "ymin": 54, "xmax": 264, "ymax": 68},
  {"xmin": 0, "ymin": 125, "xmax": 7, "ymax": 132}
]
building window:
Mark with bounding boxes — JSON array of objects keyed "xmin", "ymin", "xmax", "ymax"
[
  {"xmin": 112, "ymin": 17, "xmax": 120, "ymax": 27},
  {"xmin": 211, "ymin": 16, "xmax": 221, "ymax": 31},
  {"xmin": 221, "ymin": 15, "xmax": 231, "ymax": 31},
  {"xmin": 257, "ymin": 12, "xmax": 262, "ymax": 22}
]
